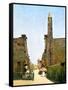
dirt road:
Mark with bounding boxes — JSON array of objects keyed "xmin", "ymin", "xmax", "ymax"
[{"xmin": 13, "ymin": 70, "xmax": 54, "ymax": 86}]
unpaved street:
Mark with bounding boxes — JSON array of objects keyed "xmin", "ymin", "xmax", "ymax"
[{"xmin": 13, "ymin": 70, "xmax": 54, "ymax": 86}]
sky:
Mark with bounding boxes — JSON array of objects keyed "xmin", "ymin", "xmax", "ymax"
[{"xmin": 13, "ymin": 4, "xmax": 65, "ymax": 64}]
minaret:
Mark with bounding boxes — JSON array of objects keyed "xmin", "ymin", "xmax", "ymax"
[
  {"xmin": 42, "ymin": 13, "xmax": 53, "ymax": 66},
  {"xmin": 47, "ymin": 13, "xmax": 53, "ymax": 65},
  {"xmin": 48, "ymin": 13, "xmax": 53, "ymax": 39}
]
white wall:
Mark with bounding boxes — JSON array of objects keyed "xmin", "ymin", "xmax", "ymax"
[{"xmin": 0, "ymin": 0, "xmax": 68, "ymax": 90}]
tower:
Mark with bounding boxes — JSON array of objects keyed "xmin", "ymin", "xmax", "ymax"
[
  {"xmin": 47, "ymin": 13, "xmax": 53, "ymax": 65},
  {"xmin": 42, "ymin": 13, "xmax": 53, "ymax": 66},
  {"xmin": 48, "ymin": 13, "xmax": 53, "ymax": 39}
]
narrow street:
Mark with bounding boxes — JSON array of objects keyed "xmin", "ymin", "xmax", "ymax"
[{"xmin": 13, "ymin": 69, "xmax": 54, "ymax": 86}]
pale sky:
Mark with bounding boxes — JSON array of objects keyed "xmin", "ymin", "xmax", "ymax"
[{"xmin": 13, "ymin": 4, "xmax": 65, "ymax": 64}]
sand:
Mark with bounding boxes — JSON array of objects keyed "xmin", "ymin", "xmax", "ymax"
[{"xmin": 13, "ymin": 69, "xmax": 54, "ymax": 86}]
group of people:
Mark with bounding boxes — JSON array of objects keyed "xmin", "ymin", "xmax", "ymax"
[
  {"xmin": 23, "ymin": 64, "xmax": 34, "ymax": 80},
  {"xmin": 24, "ymin": 64, "xmax": 30, "ymax": 74},
  {"xmin": 23, "ymin": 60, "xmax": 47, "ymax": 78},
  {"xmin": 37, "ymin": 60, "xmax": 47, "ymax": 77}
]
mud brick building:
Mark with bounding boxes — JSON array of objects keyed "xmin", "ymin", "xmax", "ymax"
[
  {"xmin": 42, "ymin": 13, "xmax": 65, "ymax": 66},
  {"xmin": 13, "ymin": 35, "xmax": 30, "ymax": 74}
]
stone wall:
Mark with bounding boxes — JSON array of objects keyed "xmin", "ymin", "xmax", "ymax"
[{"xmin": 13, "ymin": 34, "xmax": 30, "ymax": 73}]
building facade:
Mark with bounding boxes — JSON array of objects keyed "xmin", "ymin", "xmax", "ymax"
[
  {"xmin": 42, "ymin": 13, "xmax": 65, "ymax": 66},
  {"xmin": 13, "ymin": 35, "xmax": 30, "ymax": 75}
]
